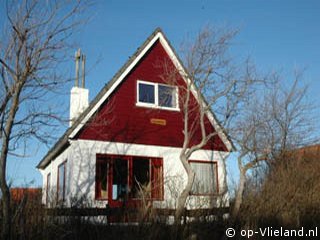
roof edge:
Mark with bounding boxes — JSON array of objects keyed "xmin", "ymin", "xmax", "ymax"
[{"xmin": 37, "ymin": 27, "xmax": 234, "ymax": 169}]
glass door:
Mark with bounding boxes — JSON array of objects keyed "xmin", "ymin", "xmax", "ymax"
[{"xmin": 109, "ymin": 157, "xmax": 129, "ymax": 207}]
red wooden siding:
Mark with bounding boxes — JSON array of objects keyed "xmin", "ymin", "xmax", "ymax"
[{"xmin": 77, "ymin": 40, "xmax": 227, "ymax": 151}]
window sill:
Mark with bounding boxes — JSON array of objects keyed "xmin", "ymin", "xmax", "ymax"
[
  {"xmin": 95, "ymin": 198, "xmax": 108, "ymax": 201},
  {"xmin": 136, "ymin": 102, "xmax": 180, "ymax": 112},
  {"xmin": 189, "ymin": 193, "xmax": 219, "ymax": 196}
]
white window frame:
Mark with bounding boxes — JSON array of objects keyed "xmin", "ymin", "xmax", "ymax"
[
  {"xmin": 46, "ymin": 172, "xmax": 51, "ymax": 205},
  {"xmin": 136, "ymin": 80, "xmax": 180, "ymax": 111},
  {"xmin": 57, "ymin": 160, "xmax": 67, "ymax": 202}
]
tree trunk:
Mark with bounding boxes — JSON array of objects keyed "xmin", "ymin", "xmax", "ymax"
[
  {"xmin": 0, "ymin": 182, "xmax": 11, "ymax": 240},
  {"xmin": 231, "ymin": 168, "xmax": 246, "ymax": 219},
  {"xmin": 175, "ymin": 154, "xmax": 195, "ymax": 223},
  {"xmin": 0, "ymin": 83, "xmax": 23, "ymax": 240}
]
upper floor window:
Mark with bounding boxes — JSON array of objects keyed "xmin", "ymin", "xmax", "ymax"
[{"xmin": 137, "ymin": 80, "xmax": 179, "ymax": 110}]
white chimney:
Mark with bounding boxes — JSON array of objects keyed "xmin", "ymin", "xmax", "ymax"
[{"xmin": 70, "ymin": 49, "xmax": 89, "ymax": 126}]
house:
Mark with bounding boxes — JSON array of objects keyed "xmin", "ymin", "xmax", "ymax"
[
  {"xmin": 10, "ymin": 188, "xmax": 41, "ymax": 204},
  {"xmin": 37, "ymin": 28, "xmax": 233, "ymax": 213}
]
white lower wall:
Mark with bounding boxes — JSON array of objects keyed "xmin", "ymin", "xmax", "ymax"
[{"xmin": 41, "ymin": 139, "xmax": 230, "ymax": 209}]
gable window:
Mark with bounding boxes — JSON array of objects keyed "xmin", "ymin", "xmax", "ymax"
[
  {"xmin": 190, "ymin": 160, "xmax": 218, "ymax": 195},
  {"xmin": 137, "ymin": 80, "xmax": 179, "ymax": 110},
  {"xmin": 158, "ymin": 85, "xmax": 176, "ymax": 108},
  {"xmin": 57, "ymin": 161, "xmax": 67, "ymax": 202},
  {"xmin": 138, "ymin": 82, "xmax": 155, "ymax": 104}
]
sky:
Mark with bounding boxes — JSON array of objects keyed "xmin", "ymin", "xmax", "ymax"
[{"xmin": 6, "ymin": 0, "xmax": 320, "ymax": 187}]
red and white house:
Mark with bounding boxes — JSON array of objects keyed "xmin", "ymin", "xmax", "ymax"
[{"xmin": 37, "ymin": 28, "xmax": 233, "ymax": 211}]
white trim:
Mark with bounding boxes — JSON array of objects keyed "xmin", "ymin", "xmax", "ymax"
[
  {"xmin": 155, "ymin": 83, "xmax": 159, "ymax": 106},
  {"xmin": 137, "ymin": 80, "xmax": 156, "ymax": 105},
  {"xmin": 69, "ymin": 32, "xmax": 163, "ymax": 138},
  {"xmin": 136, "ymin": 80, "xmax": 180, "ymax": 111},
  {"xmin": 136, "ymin": 102, "xmax": 181, "ymax": 112},
  {"xmin": 157, "ymin": 35, "xmax": 233, "ymax": 152},
  {"xmin": 158, "ymin": 83, "xmax": 179, "ymax": 110},
  {"xmin": 68, "ymin": 31, "xmax": 233, "ymax": 151},
  {"xmin": 75, "ymin": 139, "xmax": 230, "ymax": 161}
]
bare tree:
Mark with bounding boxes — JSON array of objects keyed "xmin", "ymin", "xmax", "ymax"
[
  {"xmin": 0, "ymin": 0, "xmax": 88, "ymax": 238},
  {"xmin": 231, "ymin": 72, "xmax": 315, "ymax": 218},
  {"xmin": 162, "ymin": 26, "xmax": 256, "ymax": 222}
]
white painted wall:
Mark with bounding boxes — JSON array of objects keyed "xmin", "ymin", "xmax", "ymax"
[
  {"xmin": 41, "ymin": 139, "xmax": 230, "ymax": 209},
  {"xmin": 40, "ymin": 147, "xmax": 70, "ymax": 206}
]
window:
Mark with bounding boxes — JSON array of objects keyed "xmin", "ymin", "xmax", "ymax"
[
  {"xmin": 138, "ymin": 82, "xmax": 155, "ymax": 104},
  {"xmin": 190, "ymin": 161, "xmax": 218, "ymax": 195},
  {"xmin": 132, "ymin": 158, "xmax": 151, "ymax": 198},
  {"xmin": 158, "ymin": 85, "xmax": 177, "ymax": 108},
  {"xmin": 57, "ymin": 161, "xmax": 67, "ymax": 202},
  {"xmin": 151, "ymin": 158, "xmax": 163, "ymax": 199},
  {"xmin": 46, "ymin": 173, "xmax": 51, "ymax": 205},
  {"xmin": 112, "ymin": 158, "xmax": 129, "ymax": 200},
  {"xmin": 96, "ymin": 158, "xmax": 109, "ymax": 200},
  {"xmin": 95, "ymin": 155, "xmax": 163, "ymax": 203},
  {"xmin": 137, "ymin": 80, "xmax": 179, "ymax": 110}
]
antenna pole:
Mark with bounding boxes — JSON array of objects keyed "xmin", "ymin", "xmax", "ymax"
[
  {"xmin": 81, "ymin": 54, "xmax": 86, "ymax": 88},
  {"xmin": 75, "ymin": 49, "xmax": 81, "ymax": 87}
]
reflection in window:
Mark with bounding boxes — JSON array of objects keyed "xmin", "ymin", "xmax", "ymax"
[
  {"xmin": 95, "ymin": 155, "xmax": 164, "ymax": 202},
  {"xmin": 138, "ymin": 83, "xmax": 155, "ymax": 104},
  {"xmin": 137, "ymin": 80, "xmax": 178, "ymax": 110},
  {"xmin": 112, "ymin": 158, "xmax": 128, "ymax": 200},
  {"xmin": 158, "ymin": 85, "xmax": 176, "ymax": 108}
]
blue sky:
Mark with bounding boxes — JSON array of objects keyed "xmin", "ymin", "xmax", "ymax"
[{"xmin": 7, "ymin": 0, "xmax": 320, "ymax": 187}]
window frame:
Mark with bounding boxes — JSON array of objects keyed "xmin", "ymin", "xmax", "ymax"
[
  {"xmin": 131, "ymin": 156, "xmax": 152, "ymax": 200},
  {"xmin": 189, "ymin": 160, "xmax": 219, "ymax": 196},
  {"xmin": 95, "ymin": 157, "xmax": 109, "ymax": 200},
  {"xmin": 57, "ymin": 160, "xmax": 67, "ymax": 202},
  {"xmin": 46, "ymin": 173, "xmax": 51, "ymax": 205},
  {"xmin": 95, "ymin": 154, "xmax": 164, "ymax": 203},
  {"xmin": 136, "ymin": 80, "xmax": 180, "ymax": 111}
]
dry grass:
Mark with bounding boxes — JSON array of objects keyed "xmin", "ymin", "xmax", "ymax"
[{"xmin": 238, "ymin": 151, "xmax": 320, "ymax": 229}]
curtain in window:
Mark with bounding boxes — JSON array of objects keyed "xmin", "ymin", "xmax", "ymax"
[
  {"xmin": 191, "ymin": 162, "xmax": 217, "ymax": 195},
  {"xmin": 151, "ymin": 158, "xmax": 163, "ymax": 200}
]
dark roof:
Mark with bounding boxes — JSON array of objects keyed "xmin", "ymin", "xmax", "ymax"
[{"xmin": 37, "ymin": 27, "xmax": 234, "ymax": 169}]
